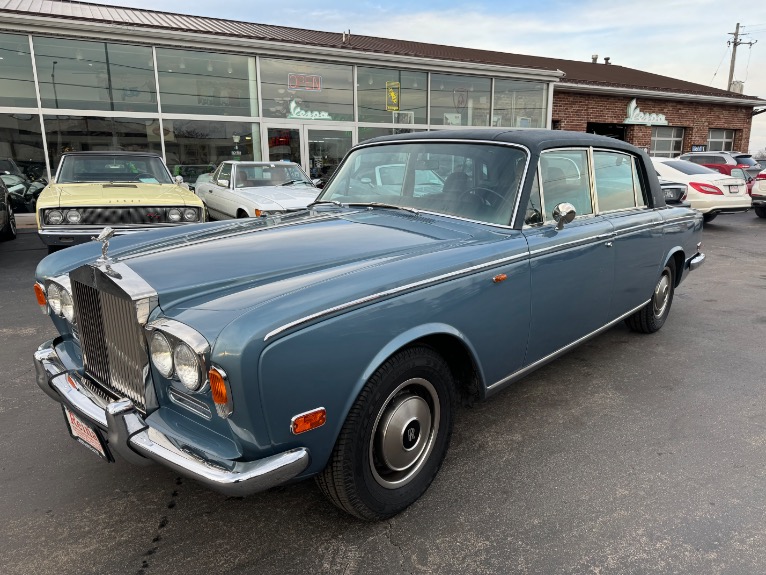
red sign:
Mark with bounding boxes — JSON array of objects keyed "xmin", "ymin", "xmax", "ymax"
[{"xmin": 288, "ymin": 73, "xmax": 322, "ymax": 91}]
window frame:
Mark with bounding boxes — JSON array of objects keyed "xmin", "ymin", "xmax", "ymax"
[
  {"xmin": 538, "ymin": 147, "xmax": 596, "ymax": 224},
  {"xmin": 591, "ymin": 148, "xmax": 646, "ymax": 214}
]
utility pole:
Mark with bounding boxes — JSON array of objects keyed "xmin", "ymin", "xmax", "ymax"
[{"xmin": 728, "ymin": 23, "xmax": 757, "ymax": 91}]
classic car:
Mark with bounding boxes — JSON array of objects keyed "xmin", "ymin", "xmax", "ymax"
[
  {"xmin": 33, "ymin": 130, "xmax": 704, "ymax": 521},
  {"xmin": 194, "ymin": 161, "xmax": 319, "ymax": 219},
  {"xmin": 36, "ymin": 151, "xmax": 206, "ymax": 253},
  {"xmin": 0, "ymin": 177, "xmax": 17, "ymax": 241},
  {"xmin": 652, "ymin": 157, "xmax": 751, "ymax": 223}
]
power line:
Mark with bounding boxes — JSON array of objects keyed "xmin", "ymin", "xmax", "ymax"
[{"xmin": 710, "ymin": 43, "xmax": 730, "ymax": 86}]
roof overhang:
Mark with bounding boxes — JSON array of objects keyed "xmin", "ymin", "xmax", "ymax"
[
  {"xmin": 554, "ymin": 81, "xmax": 764, "ymax": 107},
  {"xmin": 0, "ymin": 12, "xmax": 564, "ymax": 82}
]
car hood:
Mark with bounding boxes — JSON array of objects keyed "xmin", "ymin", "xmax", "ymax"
[
  {"xmin": 38, "ymin": 183, "xmax": 199, "ymax": 208},
  {"xmin": 234, "ymin": 184, "xmax": 319, "ymax": 209}
]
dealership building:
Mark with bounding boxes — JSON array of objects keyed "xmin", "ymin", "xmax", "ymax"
[{"xmin": 0, "ymin": 0, "xmax": 761, "ymax": 185}]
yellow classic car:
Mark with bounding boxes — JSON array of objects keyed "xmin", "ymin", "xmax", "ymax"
[{"xmin": 37, "ymin": 152, "xmax": 206, "ymax": 253}]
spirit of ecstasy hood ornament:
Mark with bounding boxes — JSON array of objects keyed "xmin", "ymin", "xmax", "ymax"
[{"xmin": 92, "ymin": 227, "xmax": 121, "ymax": 277}]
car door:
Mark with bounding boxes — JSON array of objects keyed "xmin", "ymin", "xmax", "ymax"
[
  {"xmin": 204, "ymin": 163, "xmax": 233, "ymax": 218},
  {"xmin": 522, "ymin": 148, "xmax": 615, "ymax": 364},
  {"xmin": 592, "ymin": 149, "xmax": 663, "ymax": 318}
]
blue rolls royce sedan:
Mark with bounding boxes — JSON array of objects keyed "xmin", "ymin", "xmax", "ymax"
[{"xmin": 32, "ymin": 130, "xmax": 704, "ymax": 520}]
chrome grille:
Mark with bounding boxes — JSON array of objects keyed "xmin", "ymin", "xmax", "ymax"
[{"xmin": 72, "ymin": 279, "xmax": 148, "ymax": 411}]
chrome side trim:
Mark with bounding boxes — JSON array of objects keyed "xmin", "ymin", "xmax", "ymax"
[
  {"xmin": 264, "ymin": 251, "xmax": 530, "ymax": 341},
  {"xmin": 486, "ymin": 299, "xmax": 651, "ymax": 395},
  {"xmin": 528, "ymin": 233, "xmax": 614, "ymax": 257}
]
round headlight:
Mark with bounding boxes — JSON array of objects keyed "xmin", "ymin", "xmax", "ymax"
[
  {"xmin": 47, "ymin": 210, "xmax": 63, "ymax": 225},
  {"xmin": 183, "ymin": 208, "xmax": 198, "ymax": 222},
  {"xmin": 150, "ymin": 332, "xmax": 174, "ymax": 378},
  {"xmin": 47, "ymin": 283, "xmax": 62, "ymax": 315},
  {"xmin": 167, "ymin": 208, "xmax": 182, "ymax": 222},
  {"xmin": 173, "ymin": 343, "xmax": 200, "ymax": 391},
  {"xmin": 60, "ymin": 288, "xmax": 75, "ymax": 323},
  {"xmin": 66, "ymin": 210, "xmax": 81, "ymax": 224}
]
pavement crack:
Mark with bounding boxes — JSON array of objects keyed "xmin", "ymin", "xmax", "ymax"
[
  {"xmin": 385, "ymin": 520, "xmax": 413, "ymax": 575},
  {"xmin": 135, "ymin": 476, "xmax": 183, "ymax": 574}
]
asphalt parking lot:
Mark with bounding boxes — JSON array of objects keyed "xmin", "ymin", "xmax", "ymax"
[{"xmin": 0, "ymin": 212, "xmax": 764, "ymax": 575}]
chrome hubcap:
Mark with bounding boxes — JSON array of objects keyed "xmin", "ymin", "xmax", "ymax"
[
  {"xmin": 370, "ymin": 378, "xmax": 439, "ymax": 489},
  {"xmin": 653, "ymin": 272, "xmax": 670, "ymax": 318}
]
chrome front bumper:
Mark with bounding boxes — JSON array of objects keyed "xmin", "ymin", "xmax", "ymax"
[
  {"xmin": 33, "ymin": 340, "xmax": 309, "ymax": 496},
  {"xmin": 688, "ymin": 251, "xmax": 705, "ymax": 271},
  {"xmin": 38, "ymin": 224, "xmax": 192, "ymax": 246}
]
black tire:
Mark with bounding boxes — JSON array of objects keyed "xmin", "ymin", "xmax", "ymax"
[
  {"xmin": 755, "ymin": 207, "xmax": 766, "ymax": 219},
  {"xmin": 316, "ymin": 346, "xmax": 455, "ymax": 520},
  {"xmin": 703, "ymin": 213, "xmax": 717, "ymax": 223},
  {"xmin": 625, "ymin": 261, "xmax": 676, "ymax": 334},
  {"xmin": 0, "ymin": 198, "xmax": 17, "ymax": 241}
]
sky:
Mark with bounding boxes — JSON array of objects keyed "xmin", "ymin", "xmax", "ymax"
[{"xmin": 97, "ymin": 0, "xmax": 766, "ymax": 153}]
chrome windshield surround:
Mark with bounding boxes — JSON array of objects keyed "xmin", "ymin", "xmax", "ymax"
[{"xmin": 264, "ymin": 251, "xmax": 529, "ymax": 341}]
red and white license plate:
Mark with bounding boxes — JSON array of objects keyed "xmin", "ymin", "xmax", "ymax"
[
  {"xmin": 62, "ymin": 406, "xmax": 111, "ymax": 461},
  {"xmin": 729, "ymin": 186, "xmax": 740, "ymax": 194}
]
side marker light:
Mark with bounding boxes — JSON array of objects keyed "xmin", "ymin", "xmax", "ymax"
[{"xmin": 291, "ymin": 408, "xmax": 327, "ymax": 435}]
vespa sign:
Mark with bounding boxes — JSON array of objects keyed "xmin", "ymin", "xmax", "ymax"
[{"xmin": 623, "ymin": 99, "xmax": 668, "ymax": 126}]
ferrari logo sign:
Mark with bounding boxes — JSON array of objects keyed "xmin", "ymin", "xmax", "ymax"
[{"xmin": 386, "ymin": 82, "xmax": 400, "ymax": 112}]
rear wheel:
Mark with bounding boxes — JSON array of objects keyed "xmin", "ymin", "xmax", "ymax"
[
  {"xmin": 626, "ymin": 261, "xmax": 675, "ymax": 334},
  {"xmin": 0, "ymin": 200, "xmax": 16, "ymax": 241},
  {"xmin": 755, "ymin": 207, "xmax": 766, "ymax": 219},
  {"xmin": 316, "ymin": 346, "xmax": 455, "ymax": 520},
  {"xmin": 236, "ymin": 209, "xmax": 249, "ymax": 218},
  {"xmin": 702, "ymin": 213, "xmax": 718, "ymax": 223}
]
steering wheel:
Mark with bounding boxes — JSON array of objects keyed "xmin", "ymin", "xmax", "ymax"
[{"xmin": 457, "ymin": 187, "xmax": 505, "ymax": 207}]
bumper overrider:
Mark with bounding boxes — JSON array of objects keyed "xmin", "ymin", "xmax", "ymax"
[{"xmin": 33, "ymin": 339, "xmax": 309, "ymax": 496}]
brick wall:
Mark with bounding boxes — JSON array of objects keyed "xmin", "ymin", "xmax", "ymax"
[{"xmin": 551, "ymin": 92, "xmax": 753, "ymax": 153}]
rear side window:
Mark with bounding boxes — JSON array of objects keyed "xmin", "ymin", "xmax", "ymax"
[
  {"xmin": 593, "ymin": 151, "xmax": 639, "ymax": 212},
  {"xmin": 540, "ymin": 150, "xmax": 593, "ymax": 221}
]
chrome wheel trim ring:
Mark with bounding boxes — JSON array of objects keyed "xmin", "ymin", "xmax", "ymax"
[
  {"xmin": 369, "ymin": 377, "xmax": 440, "ymax": 490},
  {"xmin": 653, "ymin": 270, "xmax": 671, "ymax": 318},
  {"xmin": 7, "ymin": 200, "xmax": 15, "ymax": 235}
]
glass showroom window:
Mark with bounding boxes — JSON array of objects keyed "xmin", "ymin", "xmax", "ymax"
[
  {"xmin": 34, "ymin": 37, "xmax": 157, "ymax": 113},
  {"xmin": 708, "ymin": 129, "xmax": 735, "ymax": 152},
  {"xmin": 357, "ymin": 67, "xmax": 427, "ymax": 125},
  {"xmin": 430, "ymin": 74, "xmax": 491, "ymax": 127},
  {"xmin": 162, "ymin": 120, "xmax": 261, "ymax": 187},
  {"xmin": 651, "ymin": 127, "xmax": 684, "ymax": 158},
  {"xmin": 44, "ymin": 116, "xmax": 163, "ymax": 170},
  {"xmin": 260, "ymin": 58, "xmax": 353, "ymax": 122},
  {"xmin": 156, "ymin": 48, "xmax": 255, "ymax": 116},
  {"xmin": 0, "ymin": 113, "xmax": 46, "ymax": 211},
  {"xmin": 493, "ymin": 79, "xmax": 548, "ymax": 128},
  {"xmin": 0, "ymin": 33, "xmax": 37, "ymax": 108}
]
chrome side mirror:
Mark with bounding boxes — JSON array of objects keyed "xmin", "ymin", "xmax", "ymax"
[
  {"xmin": 552, "ymin": 202, "xmax": 576, "ymax": 230},
  {"xmin": 217, "ymin": 179, "xmax": 229, "ymax": 188},
  {"xmin": 175, "ymin": 175, "xmax": 184, "ymax": 184}
]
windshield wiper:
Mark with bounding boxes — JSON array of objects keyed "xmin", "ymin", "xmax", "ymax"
[
  {"xmin": 281, "ymin": 179, "xmax": 312, "ymax": 186},
  {"xmin": 346, "ymin": 202, "xmax": 420, "ymax": 215},
  {"xmin": 307, "ymin": 199, "xmax": 344, "ymax": 208}
]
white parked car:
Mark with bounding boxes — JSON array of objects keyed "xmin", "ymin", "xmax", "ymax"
[
  {"xmin": 651, "ymin": 158, "xmax": 751, "ymax": 223},
  {"xmin": 195, "ymin": 161, "xmax": 319, "ymax": 219}
]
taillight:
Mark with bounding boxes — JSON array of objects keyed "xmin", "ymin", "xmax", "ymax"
[
  {"xmin": 689, "ymin": 182, "xmax": 724, "ymax": 195},
  {"xmin": 735, "ymin": 163, "xmax": 750, "ymax": 169},
  {"xmin": 756, "ymin": 173, "xmax": 766, "ymax": 180}
]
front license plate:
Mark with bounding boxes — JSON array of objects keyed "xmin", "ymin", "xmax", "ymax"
[{"xmin": 62, "ymin": 406, "xmax": 112, "ymax": 461}]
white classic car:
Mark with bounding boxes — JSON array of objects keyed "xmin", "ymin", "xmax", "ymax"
[{"xmin": 195, "ymin": 161, "xmax": 320, "ymax": 219}]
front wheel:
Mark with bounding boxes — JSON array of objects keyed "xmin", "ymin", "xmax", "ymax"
[
  {"xmin": 625, "ymin": 261, "xmax": 675, "ymax": 334},
  {"xmin": 754, "ymin": 207, "xmax": 766, "ymax": 219},
  {"xmin": 0, "ymin": 201, "xmax": 17, "ymax": 241},
  {"xmin": 316, "ymin": 346, "xmax": 455, "ymax": 520}
]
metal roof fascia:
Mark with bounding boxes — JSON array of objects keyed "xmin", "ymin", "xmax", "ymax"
[
  {"xmin": 554, "ymin": 82, "xmax": 764, "ymax": 107},
  {"xmin": 0, "ymin": 12, "xmax": 564, "ymax": 81}
]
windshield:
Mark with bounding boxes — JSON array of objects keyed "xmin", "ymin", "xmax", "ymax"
[
  {"xmin": 233, "ymin": 163, "xmax": 312, "ymax": 187},
  {"xmin": 57, "ymin": 155, "xmax": 173, "ymax": 184},
  {"xmin": 734, "ymin": 155, "xmax": 759, "ymax": 167},
  {"xmin": 318, "ymin": 142, "xmax": 527, "ymax": 225},
  {"xmin": 659, "ymin": 160, "xmax": 719, "ymax": 176}
]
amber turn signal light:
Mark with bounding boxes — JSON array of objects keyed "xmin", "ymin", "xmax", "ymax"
[
  {"xmin": 291, "ymin": 408, "xmax": 327, "ymax": 435},
  {"xmin": 34, "ymin": 283, "xmax": 47, "ymax": 305},
  {"xmin": 492, "ymin": 273, "xmax": 508, "ymax": 283},
  {"xmin": 209, "ymin": 367, "xmax": 233, "ymax": 418}
]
